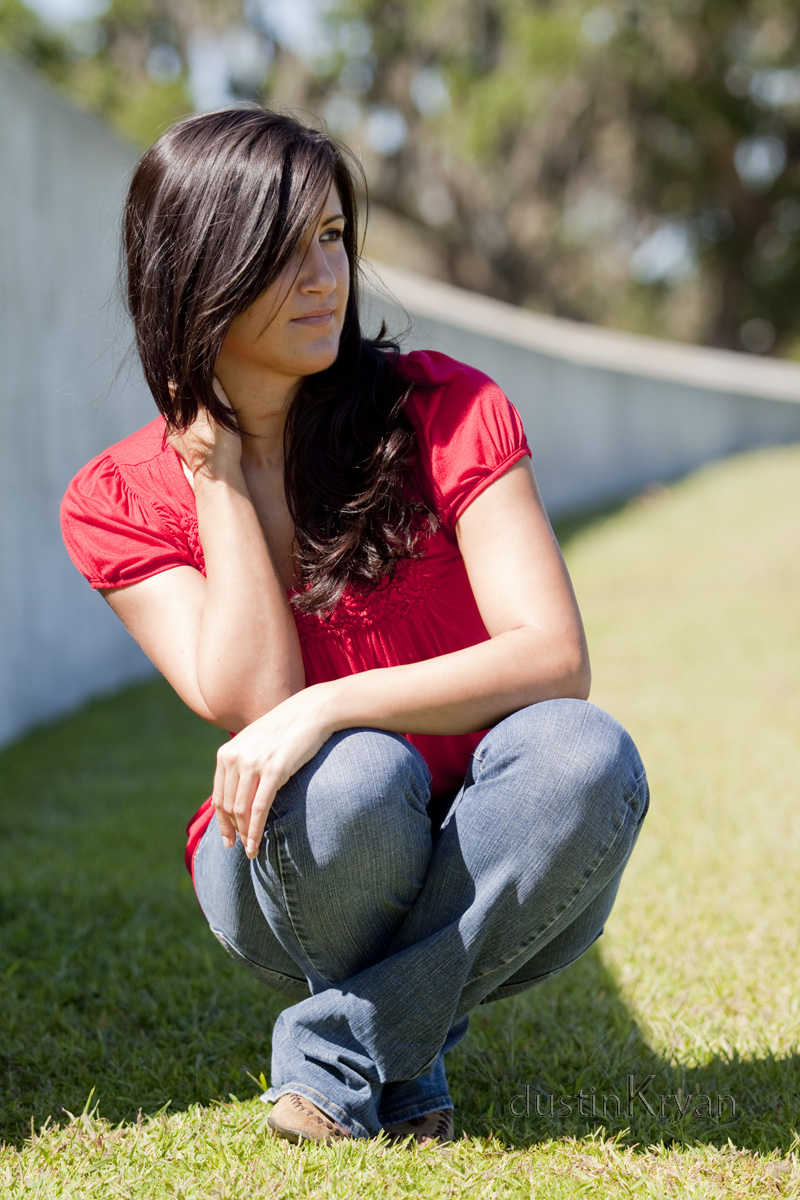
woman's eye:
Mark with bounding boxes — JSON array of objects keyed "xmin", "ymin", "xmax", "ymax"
[{"xmin": 321, "ymin": 226, "xmax": 346, "ymax": 242}]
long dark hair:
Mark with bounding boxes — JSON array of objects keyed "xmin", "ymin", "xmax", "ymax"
[{"xmin": 124, "ymin": 106, "xmax": 430, "ymax": 615}]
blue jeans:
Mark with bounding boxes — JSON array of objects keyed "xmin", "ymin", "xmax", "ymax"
[{"xmin": 193, "ymin": 699, "xmax": 649, "ymax": 1138}]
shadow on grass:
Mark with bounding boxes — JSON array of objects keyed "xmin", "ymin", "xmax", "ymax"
[
  {"xmin": 1, "ymin": 679, "xmax": 797, "ymax": 1154},
  {"xmin": 456, "ymin": 947, "xmax": 799, "ymax": 1154},
  {"xmin": 550, "ymin": 485, "xmax": 679, "ymax": 552},
  {"xmin": 550, "ymin": 497, "xmax": 632, "ymax": 550}
]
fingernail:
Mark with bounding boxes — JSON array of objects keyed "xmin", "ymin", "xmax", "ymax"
[
  {"xmin": 246, "ymin": 840, "xmax": 256, "ymax": 857},
  {"xmin": 222, "ymin": 836, "xmax": 234, "ymax": 849}
]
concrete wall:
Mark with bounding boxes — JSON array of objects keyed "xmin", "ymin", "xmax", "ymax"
[
  {"xmin": 2, "ymin": 53, "xmax": 799, "ymax": 746},
  {"xmin": 364, "ymin": 265, "xmax": 800, "ymax": 516},
  {"xmin": 0, "ymin": 54, "xmax": 155, "ymax": 747}
]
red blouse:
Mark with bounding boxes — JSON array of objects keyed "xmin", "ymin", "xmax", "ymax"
[{"xmin": 61, "ymin": 350, "xmax": 531, "ymax": 868}]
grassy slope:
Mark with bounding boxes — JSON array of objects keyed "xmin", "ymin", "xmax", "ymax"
[{"xmin": 0, "ymin": 444, "xmax": 798, "ymax": 1197}]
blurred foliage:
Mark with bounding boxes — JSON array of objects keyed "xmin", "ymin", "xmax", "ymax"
[
  {"xmin": 0, "ymin": 0, "xmax": 230, "ymax": 144},
  {"xmin": 312, "ymin": 0, "xmax": 800, "ymax": 352},
  {"xmin": 3, "ymin": 0, "xmax": 800, "ymax": 353}
]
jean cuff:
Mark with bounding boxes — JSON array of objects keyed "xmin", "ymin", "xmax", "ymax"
[{"xmin": 377, "ymin": 1095, "xmax": 454, "ymax": 1127}]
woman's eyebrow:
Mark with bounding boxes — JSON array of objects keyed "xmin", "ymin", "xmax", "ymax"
[{"xmin": 321, "ymin": 211, "xmax": 346, "ymax": 226}]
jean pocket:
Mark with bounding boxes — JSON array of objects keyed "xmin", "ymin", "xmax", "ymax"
[{"xmin": 209, "ymin": 927, "xmax": 310, "ymax": 1001}]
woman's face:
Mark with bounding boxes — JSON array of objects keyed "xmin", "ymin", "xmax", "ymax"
[{"xmin": 217, "ymin": 182, "xmax": 350, "ymax": 391}]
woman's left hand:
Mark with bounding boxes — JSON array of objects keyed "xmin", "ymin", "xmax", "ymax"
[{"xmin": 213, "ymin": 685, "xmax": 336, "ymax": 858}]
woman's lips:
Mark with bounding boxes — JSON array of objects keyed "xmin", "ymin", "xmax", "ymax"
[{"xmin": 291, "ymin": 310, "xmax": 335, "ymax": 325}]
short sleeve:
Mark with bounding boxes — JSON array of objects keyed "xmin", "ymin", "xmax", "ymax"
[
  {"xmin": 61, "ymin": 454, "xmax": 198, "ymax": 589},
  {"xmin": 402, "ymin": 350, "xmax": 531, "ymax": 529}
]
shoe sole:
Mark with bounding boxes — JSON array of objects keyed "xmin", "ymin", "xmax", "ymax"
[
  {"xmin": 267, "ymin": 1114, "xmax": 305, "ymax": 1143},
  {"xmin": 267, "ymin": 1113, "xmax": 348, "ymax": 1145}
]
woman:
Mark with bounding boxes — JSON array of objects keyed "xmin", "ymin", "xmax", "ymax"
[{"xmin": 61, "ymin": 107, "xmax": 649, "ymax": 1146}]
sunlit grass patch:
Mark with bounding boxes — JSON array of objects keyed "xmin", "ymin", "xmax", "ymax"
[{"xmin": 1, "ymin": 442, "xmax": 799, "ymax": 1196}]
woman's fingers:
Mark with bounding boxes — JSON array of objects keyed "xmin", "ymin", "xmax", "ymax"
[
  {"xmin": 212, "ymin": 750, "xmax": 225, "ymax": 812},
  {"xmin": 215, "ymin": 805, "xmax": 237, "ymax": 848},
  {"xmin": 213, "ymin": 748, "xmax": 243, "ymax": 847},
  {"xmin": 212, "ymin": 748, "xmax": 237, "ymax": 813},
  {"xmin": 210, "ymin": 688, "xmax": 335, "ymax": 855},
  {"xmin": 165, "ymin": 384, "xmax": 242, "ymax": 479},
  {"xmin": 244, "ymin": 774, "xmax": 283, "ymax": 858},
  {"xmin": 232, "ymin": 766, "xmax": 261, "ymax": 850},
  {"xmin": 213, "ymin": 742, "xmax": 280, "ymax": 855}
]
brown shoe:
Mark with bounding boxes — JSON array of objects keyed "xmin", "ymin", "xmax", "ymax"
[
  {"xmin": 267, "ymin": 1092, "xmax": 352, "ymax": 1144},
  {"xmin": 384, "ymin": 1109, "xmax": 455, "ymax": 1147}
]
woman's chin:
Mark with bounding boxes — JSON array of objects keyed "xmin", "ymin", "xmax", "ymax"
[{"xmin": 301, "ymin": 342, "xmax": 343, "ymax": 378}]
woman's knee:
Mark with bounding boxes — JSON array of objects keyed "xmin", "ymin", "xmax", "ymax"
[
  {"xmin": 270, "ymin": 727, "xmax": 432, "ymax": 857},
  {"xmin": 462, "ymin": 700, "xmax": 652, "ymax": 873},
  {"xmin": 252, "ymin": 731, "xmax": 434, "ymax": 982},
  {"xmin": 557, "ymin": 701, "xmax": 649, "ymax": 828},
  {"xmin": 473, "ymin": 699, "xmax": 649, "ymax": 833}
]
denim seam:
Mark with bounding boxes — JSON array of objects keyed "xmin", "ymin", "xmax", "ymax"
[
  {"xmin": 270, "ymin": 829, "xmax": 318, "ymax": 975},
  {"xmin": 208, "ymin": 926, "xmax": 307, "ymax": 992},
  {"xmin": 624, "ymin": 765, "xmax": 648, "ymax": 801},
  {"xmin": 626, "ymin": 770, "xmax": 650, "ymax": 826},
  {"xmin": 192, "ymin": 817, "xmax": 215, "ymax": 878},
  {"xmin": 271, "ymin": 827, "xmax": 369, "ymax": 980},
  {"xmin": 468, "ymin": 800, "xmax": 634, "ymax": 985},
  {"xmin": 483, "ymin": 927, "xmax": 604, "ymax": 1003}
]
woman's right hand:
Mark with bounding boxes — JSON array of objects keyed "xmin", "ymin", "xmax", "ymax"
[
  {"xmin": 212, "ymin": 683, "xmax": 336, "ymax": 855},
  {"xmin": 166, "ymin": 378, "xmax": 242, "ymax": 483}
]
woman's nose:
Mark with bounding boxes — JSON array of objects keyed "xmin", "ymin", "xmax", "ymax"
[{"xmin": 300, "ymin": 243, "xmax": 337, "ymax": 294}]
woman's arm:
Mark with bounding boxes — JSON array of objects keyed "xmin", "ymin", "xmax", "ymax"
[
  {"xmin": 327, "ymin": 457, "xmax": 589, "ymax": 731},
  {"xmin": 214, "ymin": 458, "xmax": 590, "ymax": 856},
  {"xmin": 102, "ymin": 404, "xmax": 304, "ymax": 731}
]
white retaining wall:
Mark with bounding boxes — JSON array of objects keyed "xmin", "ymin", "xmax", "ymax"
[
  {"xmin": 2, "ymin": 52, "xmax": 799, "ymax": 745},
  {"xmin": 0, "ymin": 54, "xmax": 155, "ymax": 747},
  {"xmin": 365, "ymin": 265, "xmax": 800, "ymax": 515}
]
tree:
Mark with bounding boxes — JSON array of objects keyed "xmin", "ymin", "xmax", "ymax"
[
  {"xmin": 4, "ymin": 0, "xmax": 800, "ymax": 352},
  {"xmin": 302, "ymin": 0, "xmax": 800, "ymax": 352},
  {"xmin": 0, "ymin": 0, "xmax": 260, "ymax": 144}
]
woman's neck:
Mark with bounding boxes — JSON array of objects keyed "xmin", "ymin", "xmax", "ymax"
[{"xmin": 214, "ymin": 359, "xmax": 301, "ymax": 468}]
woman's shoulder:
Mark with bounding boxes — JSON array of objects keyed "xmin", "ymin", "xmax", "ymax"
[
  {"xmin": 73, "ymin": 415, "xmax": 171, "ymax": 477},
  {"xmin": 397, "ymin": 349, "xmax": 495, "ymax": 394},
  {"xmin": 61, "ymin": 416, "xmax": 201, "ymax": 589},
  {"xmin": 396, "ymin": 350, "xmax": 530, "ymax": 528},
  {"xmin": 64, "ymin": 417, "xmax": 183, "ymax": 511},
  {"xmin": 397, "ymin": 349, "xmax": 517, "ymax": 431}
]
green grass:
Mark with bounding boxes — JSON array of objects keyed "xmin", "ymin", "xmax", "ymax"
[{"xmin": 1, "ymin": 443, "xmax": 799, "ymax": 1197}]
